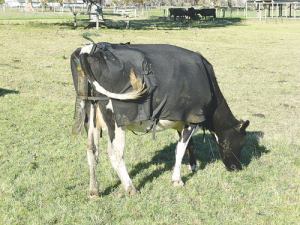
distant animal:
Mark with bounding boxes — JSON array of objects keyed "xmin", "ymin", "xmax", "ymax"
[
  {"xmin": 71, "ymin": 41, "xmax": 249, "ymax": 198},
  {"xmin": 169, "ymin": 8, "xmax": 187, "ymax": 21},
  {"xmin": 196, "ymin": 9, "xmax": 216, "ymax": 20},
  {"xmin": 188, "ymin": 7, "xmax": 196, "ymax": 20}
]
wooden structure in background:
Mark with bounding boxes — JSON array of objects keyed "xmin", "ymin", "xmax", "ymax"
[{"xmin": 246, "ymin": 0, "xmax": 300, "ymax": 18}]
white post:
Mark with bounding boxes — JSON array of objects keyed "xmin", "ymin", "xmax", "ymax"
[
  {"xmin": 96, "ymin": 16, "xmax": 99, "ymax": 30},
  {"xmin": 135, "ymin": 8, "xmax": 136, "ymax": 18},
  {"xmin": 265, "ymin": 8, "xmax": 267, "ymax": 19},
  {"xmin": 259, "ymin": 9, "xmax": 262, "ymax": 21},
  {"xmin": 126, "ymin": 16, "xmax": 129, "ymax": 29}
]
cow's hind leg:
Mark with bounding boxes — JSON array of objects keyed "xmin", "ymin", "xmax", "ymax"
[
  {"xmin": 186, "ymin": 137, "xmax": 199, "ymax": 172},
  {"xmin": 107, "ymin": 123, "xmax": 138, "ymax": 196},
  {"xmin": 172, "ymin": 124, "xmax": 200, "ymax": 187},
  {"xmin": 86, "ymin": 102, "xmax": 100, "ymax": 199}
]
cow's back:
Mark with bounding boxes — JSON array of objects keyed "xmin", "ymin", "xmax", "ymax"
[{"xmin": 127, "ymin": 44, "xmax": 214, "ymax": 123}]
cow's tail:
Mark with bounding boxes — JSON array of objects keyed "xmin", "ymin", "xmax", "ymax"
[
  {"xmin": 79, "ymin": 45, "xmax": 147, "ymax": 100},
  {"xmin": 89, "ymin": 68, "xmax": 147, "ymax": 100}
]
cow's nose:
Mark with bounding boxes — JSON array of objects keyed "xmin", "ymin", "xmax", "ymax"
[
  {"xmin": 226, "ymin": 164, "xmax": 241, "ymax": 171},
  {"xmin": 230, "ymin": 165, "xmax": 237, "ymax": 170}
]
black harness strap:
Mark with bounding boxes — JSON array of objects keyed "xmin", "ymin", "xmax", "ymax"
[
  {"xmin": 76, "ymin": 96, "xmax": 110, "ymax": 101},
  {"xmin": 150, "ymin": 95, "xmax": 167, "ymax": 139}
]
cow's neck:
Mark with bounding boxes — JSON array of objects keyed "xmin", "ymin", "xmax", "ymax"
[
  {"xmin": 213, "ymin": 99, "xmax": 239, "ymax": 132},
  {"xmin": 207, "ymin": 71, "xmax": 239, "ymax": 132}
]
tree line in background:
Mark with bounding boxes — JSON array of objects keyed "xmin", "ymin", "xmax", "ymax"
[
  {"xmin": 112, "ymin": 0, "xmax": 245, "ymax": 7},
  {"xmin": 0, "ymin": 0, "xmax": 245, "ymax": 8}
]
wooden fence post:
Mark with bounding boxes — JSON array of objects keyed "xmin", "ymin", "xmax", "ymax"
[
  {"xmin": 74, "ymin": 12, "xmax": 77, "ymax": 27},
  {"xmin": 126, "ymin": 16, "xmax": 129, "ymax": 30},
  {"xmin": 96, "ymin": 15, "xmax": 99, "ymax": 30}
]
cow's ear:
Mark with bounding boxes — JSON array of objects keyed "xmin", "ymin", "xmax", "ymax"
[{"xmin": 239, "ymin": 120, "xmax": 250, "ymax": 131}]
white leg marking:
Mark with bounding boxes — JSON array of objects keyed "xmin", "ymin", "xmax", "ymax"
[
  {"xmin": 86, "ymin": 102, "xmax": 100, "ymax": 198},
  {"xmin": 172, "ymin": 140, "xmax": 189, "ymax": 187},
  {"xmin": 96, "ymin": 104, "xmax": 107, "ymax": 131},
  {"xmin": 172, "ymin": 125, "xmax": 200, "ymax": 186},
  {"xmin": 107, "ymin": 124, "xmax": 137, "ymax": 195}
]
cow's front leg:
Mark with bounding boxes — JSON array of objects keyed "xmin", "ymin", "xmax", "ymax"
[
  {"xmin": 86, "ymin": 102, "xmax": 100, "ymax": 199},
  {"xmin": 107, "ymin": 124, "xmax": 138, "ymax": 196},
  {"xmin": 172, "ymin": 124, "xmax": 200, "ymax": 187},
  {"xmin": 177, "ymin": 132, "xmax": 199, "ymax": 173}
]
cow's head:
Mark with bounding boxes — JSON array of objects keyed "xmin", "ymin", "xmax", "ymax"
[
  {"xmin": 212, "ymin": 101, "xmax": 250, "ymax": 171},
  {"xmin": 214, "ymin": 120, "xmax": 249, "ymax": 171}
]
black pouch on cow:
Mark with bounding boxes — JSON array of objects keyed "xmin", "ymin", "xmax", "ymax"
[{"xmin": 72, "ymin": 60, "xmax": 88, "ymax": 136}]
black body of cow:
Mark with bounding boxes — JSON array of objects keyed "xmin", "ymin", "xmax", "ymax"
[
  {"xmin": 169, "ymin": 8, "xmax": 187, "ymax": 21},
  {"xmin": 71, "ymin": 42, "xmax": 249, "ymax": 171},
  {"xmin": 196, "ymin": 9, "xmax": 216, "ymax": 20},
  {"xmin": 188, "ymin": 7, "xmax": 196, "ymax": 20}
]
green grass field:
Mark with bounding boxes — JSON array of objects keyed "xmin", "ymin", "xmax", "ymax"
[{"xmin": 0, "ymin": 11, "xmax": 300, "ymax": 224}]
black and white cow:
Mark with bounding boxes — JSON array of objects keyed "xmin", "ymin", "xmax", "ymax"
[{"xmin": 71, "ymin": 42, "xmax": 249, "ymax": 198}]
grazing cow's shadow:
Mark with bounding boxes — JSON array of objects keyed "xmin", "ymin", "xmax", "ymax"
[
  {"xmin": 102, "ymin": 131, "xmax": 268, "ymax": 195},
  {"xmin": 0, "ymin": 88, "xmax": 19, "ymax": 97}
]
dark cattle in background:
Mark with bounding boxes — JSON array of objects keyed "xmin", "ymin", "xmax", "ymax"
[
  {"xmin": 71, "ymin": 41, "xmax": 250, "ymax": 198},
  {"xmin": 196, "ymin": 9, "xmax": 216, "ymax": 20},
  {"xmin": 169, "ymin": 8, "xmax": 187, "ymax": 21},
  {"xmin": 188, "ymin": 7, "xmax": 196, "ymax": 20}
]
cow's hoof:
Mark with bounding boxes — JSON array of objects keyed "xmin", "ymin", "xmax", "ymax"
[
  {"xmin": 88, "ymin": 194, "xmax": 100, "ymax": 200},
  {"xmin": 89, "ymin": 189, "xmax": 99, "ymax": 200},
  {"xmin": 126, "ymin": 186, "xmax": 139, "ymax": 196},
  {"xmin": 172, "ymin": 180, "xmax": 184, "ymax": 187},
  {"xmin": 189, "ymin": 164, "xmax": 199, "ymax": 173}
]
